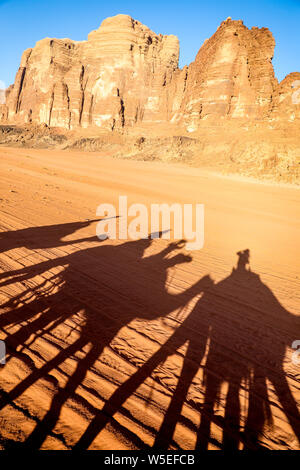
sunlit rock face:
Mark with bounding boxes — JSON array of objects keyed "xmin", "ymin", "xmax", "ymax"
[
  {"xmin": 0, "ymin": 90, "xmax": 5, "ymax": 106},
  {"xmin": 2, "ymin": 15, "xmax": 299, "ymax": 131},
  {"xmin": 170, "ymin": 18, "xmax": 278, "ymax": 131},
  {"xmin": 4, "ymin": 14, "xmax": 179, "ymax": 130},
  {"xmin": 269, "ymin": 72, "xmax": 300, "ymax": 122}
]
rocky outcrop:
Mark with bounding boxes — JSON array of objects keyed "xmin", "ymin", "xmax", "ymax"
[
  {"xmin": 2, "ymin": 15, "xmax": 299, "ymax": 132},
  {"xmin": 0, "ymin": 85, "xmax": 6, "ymax": 121},
  {"xmin": 0, "ymin": 90, "xmax": 5, "ymax": 106},
  {"xmin": 270, "ymin": 72, "xmax": 300, "ymax": 121},
  {"xmin": 171, "ymin": 18, "xmax": 277, "ymax": 131},
  {"xmin": 4, "ymin": 14, "xmax": 179, "ymax": 130}
]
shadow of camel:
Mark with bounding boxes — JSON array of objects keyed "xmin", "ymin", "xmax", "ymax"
[
  {"xmin": 0, "ymin": 221, "xmax": 299, "ymax": 450},
  {"xmin": 0, "ymin": 225, "xmax": 203, "ymax": 448},
  {"xmin": 0, "ymin": 219, "xmax": 102, "ymax": 256},
  {"xmin": 74, "ymin": 250, "xmax": 300, "ymax": 450}
]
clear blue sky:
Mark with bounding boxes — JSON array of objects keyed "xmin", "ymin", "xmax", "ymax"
[{"xmin": 0, "ymin": 0, "xmax": 299, "ymax": 87}]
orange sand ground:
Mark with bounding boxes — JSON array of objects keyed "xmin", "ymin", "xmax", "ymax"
[{"xmin": 0, "ymin": 146, "xmax": 299, "ymax": 450}]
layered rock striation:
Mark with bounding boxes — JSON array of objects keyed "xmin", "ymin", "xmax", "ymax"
[{"xmin": 2, "ymin": 15, "xmax": 300, "ymax": 131}]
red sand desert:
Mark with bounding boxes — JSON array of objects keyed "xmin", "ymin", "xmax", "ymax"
[{"xmin": 0, "ymin": 147, "xmax": 299, "ymax": 450}]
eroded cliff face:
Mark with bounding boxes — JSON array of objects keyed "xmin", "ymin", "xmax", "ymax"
[
  {"xmin": 270, "ymin": 72, "xmax": 300, "ymax": 122},
  {"xmin": 2, "ymin": 15, "xmax": 300, "ymax": 131},
  {"xmin": 171, "ymin": 18, "xmax": 277, "ymax": 131},
  {"xmin": 4, "ymin": 14, "xmax": 179, "ymax": 130}
]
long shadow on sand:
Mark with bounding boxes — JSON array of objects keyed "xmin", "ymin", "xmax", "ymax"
[
  {"xmin": 75, "ymin": 249, "xmax": 300, "ymax": 450},
  {"xmin": 0, "ymin": 223, "xmax": 299, "ymax": 450}
]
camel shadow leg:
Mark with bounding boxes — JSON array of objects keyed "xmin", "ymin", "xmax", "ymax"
[
  {"xmin": 271, "ymin": 372, "xmax": 300, "ymax": 446},
  {"xmin": 0, "ymin": 337, "xmax": 86, "ymax": 412},
  {"xmin": 24, "ymin": 340, "xmax": 104, "ymax": 449},
  {"xmin": 243, "ymin": 370, "xmax": 270, "ymax": 449},
  {"xmin": 74, "ymin": 332, "xmax": 186, "ymax": 450},
  {"xmin": 223, "ymin": 381, "xmax": 241, "ymax": 450},
  {"xmin": 153, "ymin": 341, "xmax": 205, "ymax": 449},
  {"xmin": 196, "ymin": 370, "xmax": 221, "ymax": 450}
]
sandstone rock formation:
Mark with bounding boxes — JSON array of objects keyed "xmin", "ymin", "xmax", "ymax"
[
  {"xmin": 270, "ymin": 72, "xmax": 300, "ymax": 122},
  {"xmin": 171, "ymin": 18, "xmax": 277, "ymax": 130},
  {"xmin": 0, "ymin": 89, "xmax": 5, "ymax": 105},
  {"xmin": 4, "ymin": 14, "xmax": 179, "ymax": 131},
  {"xmin": 1, "ymin": 14, "xmax": 299, "ymax": 132}
]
